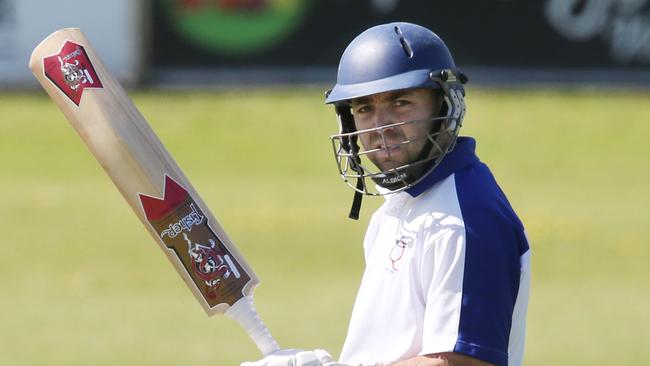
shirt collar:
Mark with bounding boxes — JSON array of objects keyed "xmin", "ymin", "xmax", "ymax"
[{"xmin": 405, "ymin": 136, "xmax": 479, "ymax": 198}]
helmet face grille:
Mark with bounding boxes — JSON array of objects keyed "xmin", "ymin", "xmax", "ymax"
[
  {"xmin": 329, "ymin": 71, "xmax": 467, "ymax": 196},
  {"xmin": 331, "ymin": 117, "xmax": 449, "ymax": 195}
]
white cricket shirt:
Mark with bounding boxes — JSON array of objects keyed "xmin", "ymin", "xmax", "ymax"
[{"xmin": 339, "ymin": 137, "xmax": 530, "ymax": 366}]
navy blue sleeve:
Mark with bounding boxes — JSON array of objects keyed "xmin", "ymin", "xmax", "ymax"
[{"xmin": 452, "ymin": 162, "xmax": 529, "ymax": 366}]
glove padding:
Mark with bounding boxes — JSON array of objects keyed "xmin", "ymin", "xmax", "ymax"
[{"xmin": 241, "ymin": 349, "xmax": 349, "ymax": 366}]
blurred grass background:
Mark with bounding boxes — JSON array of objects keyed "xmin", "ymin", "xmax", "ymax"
[{"xmin": 1, "ymin": 88, "xmax": 648, "ymax": 365}]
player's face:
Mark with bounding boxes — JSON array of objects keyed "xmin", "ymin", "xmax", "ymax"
[{"xmin": 351, "ymin": 88, "xmax": 440, "ymax": 171}]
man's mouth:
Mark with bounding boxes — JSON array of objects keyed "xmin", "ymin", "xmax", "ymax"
[{"xmin": 372, "ymin": 140, "xmax": 404, "ymax": 154}]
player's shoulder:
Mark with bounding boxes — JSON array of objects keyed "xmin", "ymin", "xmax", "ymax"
[
  {"xmin": 453, "ymin": 160, "xmax": 528, "ymax": 254},
  {"xmin": 453, "ymin": 161, "xmax": 515, "ymax": 212}
]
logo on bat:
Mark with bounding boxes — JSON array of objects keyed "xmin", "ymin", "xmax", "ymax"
[
  {"xmin": 59, "ymin": 55, "xmax": 93, "ymax": 90},
  {"xmin": 139, "ymin": 174, "xmax": 251, "ymax": 307},
  {"xmin": 160, "ymin": 204, "xmax": 204, "ymax": 239},
  {"xmin": 182, "ymin": 233, "xmax": 241, "ymax": 299},
  {"xmin": 43, "ymin": 41, "xmax": 103, "ymax": 106}
]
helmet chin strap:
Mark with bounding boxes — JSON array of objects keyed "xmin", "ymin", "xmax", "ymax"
[{"xmin": 349, "ymin": 180, "xmax": 364, "ymax": 220}]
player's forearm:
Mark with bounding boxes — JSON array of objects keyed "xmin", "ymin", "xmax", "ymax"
[
  {"xmin": 381, "ymin": 355, "xmax": 449, "ymax": 366},
  {"xmin": 381, "ymin": 353, "xmax": 494, "ymax": 366}
]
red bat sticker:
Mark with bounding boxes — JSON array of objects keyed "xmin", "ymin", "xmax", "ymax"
[
  {"xmin": 139, "ymin": 175, "xmax": 249, "ymax": 307},
  {"xmin": 42, "ymin": 40, "xmax": 102, "ymax": 106}
]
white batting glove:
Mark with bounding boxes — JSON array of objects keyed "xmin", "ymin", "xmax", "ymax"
[{"xmin": 241, "ymin": 348, "xmax": 346, "ymax": 366}]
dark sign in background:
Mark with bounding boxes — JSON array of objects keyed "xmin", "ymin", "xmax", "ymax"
[{"xmin": 152, "ymin": 0, "xmax": 650, "ymax": 82}]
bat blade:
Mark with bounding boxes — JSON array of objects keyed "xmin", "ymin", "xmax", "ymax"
[{"xmin": 29, "ymin": 28, "xmax": 278, "ymax": 356}]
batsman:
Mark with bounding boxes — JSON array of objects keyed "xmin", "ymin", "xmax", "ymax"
[{"xmin": 243, "ymin": 22, "xmax": 531, "ymax": 366}]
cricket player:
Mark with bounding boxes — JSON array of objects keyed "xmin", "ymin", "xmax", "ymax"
[{"xmin": 243, "ymin": 22, "xmax": 531, "ymax": 366}]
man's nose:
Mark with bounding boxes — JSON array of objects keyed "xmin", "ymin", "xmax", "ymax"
[{"xmin": 372, "ymin": 107, "xmax": 395, "ymax": 128}]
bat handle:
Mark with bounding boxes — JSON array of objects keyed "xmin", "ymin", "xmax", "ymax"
[{"xmin": 226, "ymin": 296, "xmax": 280, "ymax": 356}]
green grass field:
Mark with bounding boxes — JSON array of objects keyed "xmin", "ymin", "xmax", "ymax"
[{"xmin": 1, "ymin": 88, "xmax": 648, "ymax": 365}]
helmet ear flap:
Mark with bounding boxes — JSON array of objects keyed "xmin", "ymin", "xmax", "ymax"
[
  {"xmin": 430, "ymin": 69, "xmax": 467, "ymax": 135},
  {"xmin": 431, "ymin": 91, "xmax": 456, "ymax": 134},
  {"xmin": 335, "ymin": 104, "xmax": 354, "ymax": 132},
  {"xmin": 444, "ymin": 116, "xmax": 457, "ymax": 133},
  {"xmin": 334, "ymin": 103, "xmax": 365, "ymax": 177},
  {"xmin": 334, "ymin": 104, "xmax": 366, "ymax": 220},
  {"xmin": 436, "ymin": 95, "xmax": 454, "ymax": 132},
  {"xmin": 335, "ymin": 104, "xmax": 358, "ymax": 153}
]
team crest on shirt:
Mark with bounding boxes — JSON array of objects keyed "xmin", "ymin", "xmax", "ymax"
[{"xmin": 388, "ymin": 236, "xmax": 414, "ymax": 272}]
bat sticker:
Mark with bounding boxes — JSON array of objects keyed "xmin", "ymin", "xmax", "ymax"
[
  {"xmin": 42, "ymin": 40, "xmax": 103, "ymax": 106},
  {"xmin": 139, "ymin": 175, "xmax": 250, "ymax": 307}
]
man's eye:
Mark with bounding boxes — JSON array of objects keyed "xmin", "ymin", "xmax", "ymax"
[
  {"xmin": 395, "ymin": 99, "xmax": 410, "ymax": 106},
  {"xmin": 355, "ymin": 106, "xmax": 370, "ymax": 114}
]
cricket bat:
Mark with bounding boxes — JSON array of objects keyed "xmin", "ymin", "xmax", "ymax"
[{"xmin": 29, "ymin": 28, "xmax": 279, "ymax": 356}]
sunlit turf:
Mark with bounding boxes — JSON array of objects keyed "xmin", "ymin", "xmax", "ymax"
[{"xmin": 1, "ymin": 88, "xmax": 648, "ymax": 365}]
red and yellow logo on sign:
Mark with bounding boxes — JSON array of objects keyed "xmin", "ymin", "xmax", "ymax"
[{"xmin": 161, "ymin": 0, "xmax": 311, "ymax": 55}]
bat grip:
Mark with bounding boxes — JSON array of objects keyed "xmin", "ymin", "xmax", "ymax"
[{"xmin": 226, "ymin": 296, "xmax": 280, "ymax": 356}]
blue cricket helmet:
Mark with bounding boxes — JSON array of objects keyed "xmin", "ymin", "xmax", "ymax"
[
  {"xmin": 326, "ymin": 22, "xmax": 468, "ymax": 220},
  {"xmin": 326, "ymin": 22, "xmax": 457, "ymax": 104}
]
